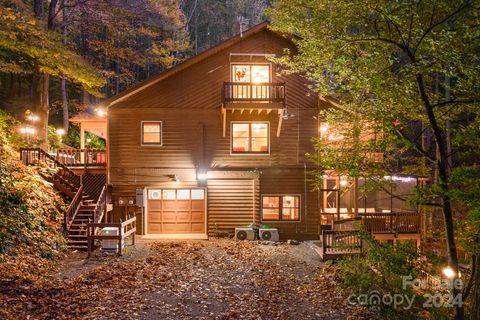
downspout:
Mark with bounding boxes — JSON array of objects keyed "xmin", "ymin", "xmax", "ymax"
[{"xmin": 304, "ymin": 162, "xmax": 308, "ymax": 233}]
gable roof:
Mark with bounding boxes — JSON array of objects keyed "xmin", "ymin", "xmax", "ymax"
[{"xmin": 105, "ymin": 21, "xmax": 279, "ymax": 108}]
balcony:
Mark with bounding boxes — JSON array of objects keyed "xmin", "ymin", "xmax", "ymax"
[{"xmin": 222, "ymin": 82, "xmax": 286, "ymax": 109}]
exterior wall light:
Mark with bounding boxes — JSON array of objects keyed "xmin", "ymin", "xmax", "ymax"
[
  {"xmin": 197, "ymin": 173, "xmax": 208, "ymax": 180},
  {"xmin": 442, "ymin": 266, "xmax": 456, "ymax": 279}
]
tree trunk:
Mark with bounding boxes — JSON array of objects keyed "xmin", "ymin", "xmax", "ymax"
[
  {"xmin": 33, "ymin": 70, "xmax": 49, "ymax": 149},
  {"xmin": 34, "ymin": 0, "xmax": 44, "ymax": 19},
  {"xmin": 61, "ymin": 0, "xmax": 68, "ymax": 131},
  {"xmin": 61, "ymin": 77, "xmax": 68, "ymax": 130},
  {"xmin": 471, "ymin": 253, "xmax": 480, "ymax": 319},
  {"xmin": 416, "ymin": 74, "xmax": 463, "ymax": 319},
  {"xmin": 33, "ymin": 0, "xmax": 49, "ymax": 149},
  {"xmin": 82, "ymin": 90, "xmax": 90, "ymax": 106},
  {"xmin": 47, "ymin": 0, "xmax": 58, "ymax": 30}
]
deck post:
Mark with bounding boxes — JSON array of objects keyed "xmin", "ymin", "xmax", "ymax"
[
  {"xmin": 80, "ymin": 123, "xmax": 85, "ymax": 164},
  {"xmin": 118, "ymin": 219, "xmax": 122, "ymax": 256},
  {"xmin": 87, "ymin": 225, "xmax": 91, "ymax": 257}
]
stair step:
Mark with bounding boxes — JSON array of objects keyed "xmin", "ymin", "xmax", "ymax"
[
  {"xmin": 67, "ymin": 240, "xmax": 88, "ymax": 245},
  {"xmin": 68, "ymin": 235, "xmax": 87, "ymax": 238}
]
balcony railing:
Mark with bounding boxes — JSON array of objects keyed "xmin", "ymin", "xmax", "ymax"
[
  {"xmin": 222, "ymin": 82, "xmax": 286, "ymax": 106},
  {"xmin": 56, "ymin": 148, "xmax": 106, "ymax": 168}
]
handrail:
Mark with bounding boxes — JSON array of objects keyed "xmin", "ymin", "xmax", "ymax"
[
  {"xmin": 332, "ymin": 217, "xmax": 361, "ymax": 231},
  {"xmin": 322, "ymin": 230, "xmax": 362, "ymax": 256},
  {"xmin": 222, "ymin": 81, "xmax": 286, "ymax": 105},
  {"xmin": 359, "ymin": 211, "xmax": 420, "ymax": 234},
  {"xmin": 20, "ymin": 147, "xmax": 81, "ymax": 188},
  {"xmin": 87, "ymin": 215, "xmax": 136, "ymax": 256},
  {"xmin": 93, "ymin": 185, "xmax": 107, "ymax": 224},
  {"xmin": 56, "ymin": 148, "xmax": 106, "ymax": 168},
  {"xmin": 65, "ymin": 185, "xmax": 83, "ymax": 230}
]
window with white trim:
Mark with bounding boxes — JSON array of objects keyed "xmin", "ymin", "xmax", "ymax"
[
  {"xmin": 142, "ymin": 121, "xmax": 162, "ymax": 145},
  {"xmin": 231, "ymin": 122, "xmax": 269, "ymax": 154},
  {"xmin": 262, "ymin": 195, "xmax": 300, "ymax": 221}
]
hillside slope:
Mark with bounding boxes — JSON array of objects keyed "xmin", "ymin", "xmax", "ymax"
[{"xmin": 0, "ymin": 110, "xmax": 66, "ymax": 258}]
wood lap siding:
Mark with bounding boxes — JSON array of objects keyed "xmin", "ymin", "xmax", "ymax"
[
  {"xmin": 207, "ymin": 179, "xmax": 259, "ymax": 236},
  {"xmin": 108, "ymin": 28, "xmax": 323, "ymax": 238},
  {"xmin": 260, "ymin": 168, "xmax": 321, "ymax": 240}
]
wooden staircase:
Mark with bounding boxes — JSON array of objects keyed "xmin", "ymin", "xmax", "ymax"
[
  {"xmin": 20, "ymin": 148, "xmax": 106, "ymax": 251},
  {"xmin": 66, "ymin": 202, "xmax": 96, "ymax": 250}
]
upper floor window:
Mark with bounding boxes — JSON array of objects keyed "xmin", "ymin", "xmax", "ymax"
[
  {"xmin": 232, "ymin": 64, "xmax": 270, "ymax": 83},
  {"xmin": 231, "ymin": 122, "xmax": 269, "ymax": 154},
  {"xmin": 142, "ymin": 121, "xmax": 162, "ymax": 145},
  {"xmin": 231, "ymin": 64, "xmax": 271, "ymax": 100},
  {"xmin": 262, "ymin": 195, "xmax": 300, "ymax": 221}
]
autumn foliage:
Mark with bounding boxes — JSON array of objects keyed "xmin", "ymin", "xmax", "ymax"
[{"xmin": 0, "ymin": 110, "xmax": 66, "ymax": 258}]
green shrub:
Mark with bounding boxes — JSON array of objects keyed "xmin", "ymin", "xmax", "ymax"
[{"xmin": 336, "ymin": 228, "xmax": 451, "ymax": 319}]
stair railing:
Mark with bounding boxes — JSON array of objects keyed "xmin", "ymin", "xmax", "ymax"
[
  {"xmin": 93, "ymin": 185, "xmax": 107, "ymax": 225},
  {"xmin": 65, "ymin": 185, "xmax": 84, "ymax": 230},
  {"xmin": 20, "ymin": 147, "xmax": 81, "ymax": 189}
]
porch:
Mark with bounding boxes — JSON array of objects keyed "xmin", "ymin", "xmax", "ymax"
[{"xmin": 316, "ymin": 211, "xmax": 421, "ymax": 260}]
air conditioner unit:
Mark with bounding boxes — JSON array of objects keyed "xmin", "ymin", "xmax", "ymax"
[
  {"xmin": 235, "ymin": 227, "xmax": 255, "ymax": 241},
  {"xmin": 259, "ymin": 228, "xmax": 279, "ymax": 241},
  {"xmin": 101, "ymin": 227, "xmax": 123, "ymax": 251}
]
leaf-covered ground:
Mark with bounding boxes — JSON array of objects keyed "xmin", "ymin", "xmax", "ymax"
[{"xmin": 0, "ymin": 239, "xmax": 372, "ymax": 319}]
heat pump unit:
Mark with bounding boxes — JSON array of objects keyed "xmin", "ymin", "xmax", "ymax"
[
  {"xmin": 101, "ymin": 227, "xmax": 123, "ymax": 251},
  {"xmin": 259, "ymin": 228, "xmax": 279, "ymax": 241},
  {"xmin": 235, "ymin": 227, "xmax": 255, "ymax": 241}
]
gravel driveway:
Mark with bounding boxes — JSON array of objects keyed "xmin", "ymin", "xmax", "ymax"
[{"xmin": 1, "ymin": 239, "xmax": 370, "ymax": 319}]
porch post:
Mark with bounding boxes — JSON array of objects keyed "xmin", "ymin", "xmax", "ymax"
[{"xmin": 80, "ymin": 122, "xmax": 85, "ymax": 164}]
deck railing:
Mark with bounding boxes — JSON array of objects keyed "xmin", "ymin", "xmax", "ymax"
[
  {"xmin": 87, "ymin": 215, "xmax": 136, "ymax": 256},
  {"xmin": 360, "ymin": 212, "xmax": 420, "ymax": 234},
  {"xmin": 322, "ymin": 230, "xmax": 363, "ymax": 256},
  {"xmin": 56, "ymin": 149, "xmax": 106, "ymax": 168},
  {"xmin": 222, "ymin": 82, "xmax": 286, "ymax": 105},
  {"xmin": 20, "ymin": 147, "xmax": 81, "ymax": 188}
]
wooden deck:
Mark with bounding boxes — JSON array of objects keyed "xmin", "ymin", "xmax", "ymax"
[{"xmin": 313, "ymin": 212, "xmax": 422, "ymax": 260}]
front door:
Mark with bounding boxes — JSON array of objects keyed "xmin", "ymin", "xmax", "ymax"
[{"xmin": 147, "ymin": 188, "xmax": 206, "ymax": 234}]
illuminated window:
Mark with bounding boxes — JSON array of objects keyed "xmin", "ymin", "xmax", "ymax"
[
  {"xmin": 262, "ymin": 195, "xmax": 300, "ymax": 221},
  {"xmin": 231, "ymin": 64, "xmax": 270, "ymax": 99},
  {"xmin": 232, "ymin": 122, "xmax": 269, "ymax": 154},
  {"xmin": 142, "ymin": 121, "xmax": 162, "ymax": 145}
]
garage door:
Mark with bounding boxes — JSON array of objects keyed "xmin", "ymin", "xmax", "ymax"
[{"xmin": 147, "ymin": 188, "xmax": 205, "ymax": 234}]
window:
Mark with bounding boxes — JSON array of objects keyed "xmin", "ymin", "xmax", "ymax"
[
  {"xmin": 232, "ymin": 122, "xmax": 269, "ymax": 154},
  {"xmin": 262, "ymin": 195, "xmax": 300, "ymax": 221},
  {"xmin": 232, "ymin": 64, "xmax": 270, "ymax": 83},
  {"xmin": 177, "ymin": 189, "xmax": 190, "ymax": 200},
  {"xmin": 191, "ymin": 189, "xmax": 205, "ymax": 200},
  {"xmin": 142, "ymin": 121, "xmax": 162, "ymax": 145},
  {"xmin": 231, "ymin": 64, "xmax": 270, "ymax": 99},
  {"xmin": 162, "ymin": 189, "xmax": 175, "ymax": 200}
]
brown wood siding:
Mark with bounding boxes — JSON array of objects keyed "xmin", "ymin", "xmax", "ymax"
[
  {"xmin": 107, "ymin": 29, "xmax": 323, "ymax": 239},
  {"xmin": 207, "ymin": 179, "xmax": 259, "ymax": 236},
  {"xmin": 260, "ymin": 168, "xmax": 321, "ymax": 240}
]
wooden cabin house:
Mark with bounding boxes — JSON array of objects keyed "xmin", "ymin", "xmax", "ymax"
[
  {"xmin": 20, "ymin": 22, "xmax": 421, "ymax": 249},
  {"xmin": 103, "ymin": 22, "xmax": 324, "ymax": 240},
  {"xmin": 100, "ymin": 22, "xmax": 421, "ymax": 242}
]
